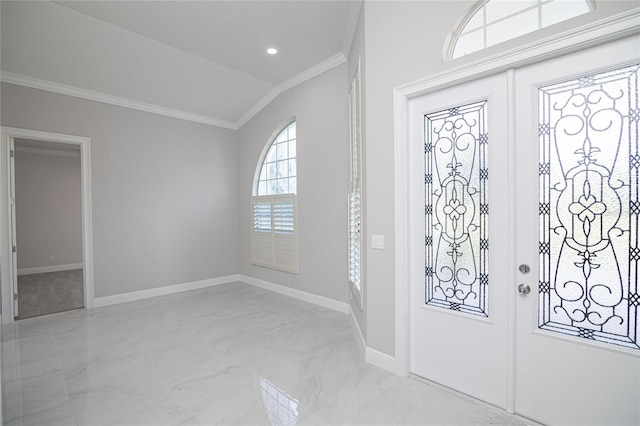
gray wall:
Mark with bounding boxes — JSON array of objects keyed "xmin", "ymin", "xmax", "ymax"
[
  {"xmin": 360, "ymin": 0, "xmax": 640, "ymax": 356},
  {"xmin": 1, "ymin": 83, "xmax": 239, "ymax": 298},
  {"xmin": 238, "ymin": 64, "xmax": 350, "ymax": 304},
  {"xmin": 15, "ymin": 148, "xmax": 82, "ymax": 270}
]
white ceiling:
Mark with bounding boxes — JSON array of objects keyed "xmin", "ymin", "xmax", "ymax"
[{"xmin": 1, "ymin": 1, "xmax": 360, "ymax": 128}]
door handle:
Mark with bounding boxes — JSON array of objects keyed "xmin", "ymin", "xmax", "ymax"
[{"xmin": 518, "ymin": 284, "xmax": 531, "ymax": 295}]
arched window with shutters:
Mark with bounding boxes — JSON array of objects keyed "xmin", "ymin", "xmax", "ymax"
[
  {"xmin": 251, "ymin": 120, "xmax": 298, "ymax": 273},
  {"xmin": 445, "ymin": 0, "xmax": 594, "ymax": 61}
]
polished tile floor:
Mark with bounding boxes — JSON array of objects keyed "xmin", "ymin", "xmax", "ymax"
[
  {"xmin": 1, "ymin": 282, "xmax": 524, "ymax": 425},
  {"xmin": 17, "ymin": 269, "xmax": 84, "ymax": 320}
]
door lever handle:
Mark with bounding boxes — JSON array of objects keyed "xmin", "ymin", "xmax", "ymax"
[{"xmin": 518, "ymin": 284, "xmax": 531, "ymax": 295}]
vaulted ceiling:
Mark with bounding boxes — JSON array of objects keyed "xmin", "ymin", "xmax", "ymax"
[{"xmin": 1, "ymin": 1, "xmax": 360, "ymax": 129}]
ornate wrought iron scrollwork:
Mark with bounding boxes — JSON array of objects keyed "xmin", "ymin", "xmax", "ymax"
[
  {"xmin": 424, "ymin": 101, "xmax": 489, "ymax": 317},
  {"xmin": 539, "ymin": 63, "xmax": 639, "ymax": 350}
]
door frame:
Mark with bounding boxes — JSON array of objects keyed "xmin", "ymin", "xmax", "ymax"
[
  {"xmin": 393, "ymin": 8, "xmax": 640, "ymax": 413},
  {"xmin": 0, "ymin": 127, "xmax": 95, "ymax": 324}
]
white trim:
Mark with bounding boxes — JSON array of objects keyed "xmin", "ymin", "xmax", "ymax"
[
  {"xmin": 349, "ymin": 305, "xmax": 366, "ymax": 357},
  {"xmin": 15, "ymin": 145, "xmax": 80, "ymax": 158},
  {"xmin": 1, "ymin": 127, "xmax": 95, "ymax": 324},
  {"xmin": 365, "ymin": 347, "xmax": 396, "ymax": 374},
  {"xmin": 399, "ymin": 9, "xmax": 640, "ymax": 100},
  {"xmin": 1, "ymin": 52, "xmax": 347, "ymax": 132},
  {"xmin": 236, "ymin": 53, "xmax": 346, "ymax": 128},
  {"xmin": 0, "ymin": 72, "xmax": 237, "ymax": 130},
  {"xmin": 393, "ymin": 84, "xmax": 410, "ymax": 377},
  {"xmin": 441, "ymin": 0, "xmax": 488, "ymax": 62},
  {"xmin": 394, "ymin": 11, "xmax": 639, "ymax": 378},
  {"xmin": 239, "ymin": 274, "xmax": 349, "ymax": 314},
  {"xmin": 443, "ymin": 0, "xmax": 596, "ymax": 62},
  {"xmin": 93, "ymin": 274, "xmax": 240, "ymax": 308},
  {"xmin": 18, "ymin": 263, "xmax": 83, "ymax": 276},
  {"xmin": 410, "ymin": 374, "xmax": 544, "ymax": 426},
  {"xmin": 505, "ymin": 68, "xmax": 517, "ymax": 414}
]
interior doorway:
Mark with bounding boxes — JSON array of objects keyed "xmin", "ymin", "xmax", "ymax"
[
  {"xmin": 0, "ymin": 127, "xmax": 94, "ymax": 324},
  {"xmin": 13, "ymin": 138, "xmax": 84, "ymax": 319}
]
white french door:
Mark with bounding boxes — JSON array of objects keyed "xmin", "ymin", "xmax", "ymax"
[
  {"xmin": 408, "ymin": 73, "xmax": 511, "ymax": 408},
  {"xmin": 513, "ymin": 37, "xmax": 639, "ymax": 425},
  {"xmin": 409, "ymin": 35, "xmax": 639, "ymax": 425}
]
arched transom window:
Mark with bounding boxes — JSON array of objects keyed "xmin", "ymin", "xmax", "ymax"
[
  {"xmin": 256, "ymin": 121, "xmax": 297, "ymax": 196},
  {"xmin": 449, "ymin": 0, "xmax": 593, "ymax": 60}
]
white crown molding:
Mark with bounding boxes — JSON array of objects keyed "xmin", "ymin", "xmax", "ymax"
[
  {"xmin": 0, "ymin": 72, "xmax": 238, "ymax": 130},
  {"xmin": 2, "ymin": 51, "xmax": 347, "ymax": 132},
  {"xmin": 236, "ymin": 53, "xmax": 347, "ymax": 128}
]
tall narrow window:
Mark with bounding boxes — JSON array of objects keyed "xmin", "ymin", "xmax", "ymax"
[
  {"xmin": 538, "ymin": 63, "xmax": 639, "ymax": 349},
  {"xmin": 425, "ymin": 101, "xmax": 489, "ymax": 317},
  {"xmin": 348, "ymin": 59, "xmax": 363, "ymax": 308},
  {"xmin": 447, "ymin": 0, "xmax": 593, "ymax": 60},
  {"xmin": 252, "ymin": 121, "xmax": 298, "ymax": 273}
]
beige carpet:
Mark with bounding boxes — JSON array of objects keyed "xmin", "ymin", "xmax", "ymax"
[{"xmin": 17, "ymin": 269, "xmax": 84, "ymax": 320}]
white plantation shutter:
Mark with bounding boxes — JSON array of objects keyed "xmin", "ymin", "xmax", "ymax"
[
  {"xmin": 251, "ymin": 195, "xmax": 298, "ymax": 273},
  {"xmin": 252, "ymin": 201, "xmax": 273, "ymax": 267},
  {"xmin": 348, "ymin": 191, "xmax": 361, "ymax": 287},
  {"xmin": 348, "ymin": 59, "xmax": 363, "ymax": 307}
]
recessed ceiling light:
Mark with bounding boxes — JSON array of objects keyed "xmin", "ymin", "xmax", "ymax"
[{"xmin": 267, "ymin": 48, "xmax": 278, "ymax": 55}]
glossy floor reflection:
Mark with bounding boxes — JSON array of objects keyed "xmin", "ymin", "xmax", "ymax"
[{"xmin": 1, "ymin": 282, "xmax": 524, "ymax": 425}]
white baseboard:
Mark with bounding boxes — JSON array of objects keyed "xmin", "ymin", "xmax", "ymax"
[
  {"xmin": 366, "ymin": 347, "xmax": 397, "ymax": 374},
  {"xmin": 93, "ymin": 274, "xmax": 240, "ymax": 308},
  {"xmin": 18, "ymin": 263, "xmax": 84, "ymax": 276},
  {"xmin": 239, "ymin": 274, "xmax": 349, "ymax": 314},
  {"xmin": 349, "ymin": 305, "xmax": 366, "ymax": 357}
]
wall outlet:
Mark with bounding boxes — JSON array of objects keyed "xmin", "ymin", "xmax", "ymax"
[{"xmin": 49, "ymin": 254, "xmax": 55, "ymax": 264}]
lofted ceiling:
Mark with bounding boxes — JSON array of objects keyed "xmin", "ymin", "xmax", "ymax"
[{"xmin": 0, "ymin": 1, "xmax": 360, "ymax": 129}]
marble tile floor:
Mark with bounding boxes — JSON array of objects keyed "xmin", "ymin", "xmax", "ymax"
[
  {"xmin": 1, "ymin": 282, "xmax": 525, "ymax": 426},
  {"xmin": 17, "ymin": 269, "xmax": 84, "ymax": 320}
]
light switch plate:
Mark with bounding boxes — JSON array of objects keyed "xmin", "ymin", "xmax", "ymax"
[{"xmin": 372, "ymin": 234, "xmax": 384, "ymax": 250}]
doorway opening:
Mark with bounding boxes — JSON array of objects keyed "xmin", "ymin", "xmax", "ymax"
[
  {"xmin": 0, "ymin": 127, "xmax": 94, "ymax": 324},
  {"xmin": 14, "ymin": 138, "xmax": 84, "ymax": 319}
]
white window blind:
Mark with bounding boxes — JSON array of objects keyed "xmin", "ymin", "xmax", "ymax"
[
  {"xmin": 348, "ymin": 59, "xmax": 363, "ymax": 308},
  {"xmin": 251, "ymin": 195, "xmax": 298, "ymax": 274}
]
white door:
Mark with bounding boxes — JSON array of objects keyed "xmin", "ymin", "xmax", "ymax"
[
  {"xmin": 9, "ymin": 137, "xmax": 18, "ymax": 318},
  {"xmin": 409, "ymin": 73, "xmax": 511, "ymax": 408},
  {"xmin": 514, "ymin": 37, "xmax": 639, "ymax": 425},
  {"xmin": 410, "ymin": 35, "xmax": 639, "ymax": 424}
]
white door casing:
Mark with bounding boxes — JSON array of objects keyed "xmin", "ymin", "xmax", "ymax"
[
  {"xmin": 8, "ymin": 138, "xmax": 18, "ymax": 318},
  {"xmin": 0, "ymin": 127, "xmax": 95, "ymax": 324},
  {"xmin": 404, "ymin": 35, "xmax": 639, "ymax": 425}
]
